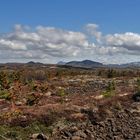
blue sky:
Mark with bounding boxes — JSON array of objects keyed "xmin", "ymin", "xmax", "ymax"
[
  {"xmin": 0, "ymin": 0, "xmax": 140, "ymax": 63},
  {"xmin": 0, "ymin": 0, "xmax": 140, "ymax": 33}
]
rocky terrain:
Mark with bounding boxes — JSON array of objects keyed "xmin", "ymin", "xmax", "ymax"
[{"xmin": 0, "ymin": 64, "xmax": 139, "ymax": 140}]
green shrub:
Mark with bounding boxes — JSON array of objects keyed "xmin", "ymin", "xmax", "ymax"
[
  {"xmin": 106, "ymin": 81, "xmax": 115, "ymax": 91},
  {"xmin": 0, "ymin": 90, "xmax": 11, "ymax": 100},
  {"xmin": 0, "ymin": 71, "xmax": 10, "ymax": 90},
  {"xmin": 107, "ymin": 69, "xmax": 114, "ymax": 78},
  {"xmin": 102, "ymin": 81, "xmax": 116, "ymax": 98},
  {"xmin": 26, "ymin": 94, "xmax": 39, "ymax": 106},
  {"xmin": 102, "ymin": 91, "xmax": 115, "ymax": 98},
  {"xmin": 58, "ymin": 88, "xmax": 66, "ymax": 97}
]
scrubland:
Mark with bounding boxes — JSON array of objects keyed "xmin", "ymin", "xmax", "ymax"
[{"xmin": 0, "ymin": 64, "xmax": 140, "ymax": 140}]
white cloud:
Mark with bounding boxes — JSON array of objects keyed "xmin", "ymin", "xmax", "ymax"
[
  {"xmin": 0, "ymin": 39, "xmax": 27, "ymax": 50},
  {"xmin": 0, "ymin": 25, "xmax": 90, "ymax": 62},
  {"xmin": 105, "ymin": 32, "xmax": 140, "ymax": 52},
  {"xmin": 85, "ymin": 23, "xmax": 102, "ymax": 43},
  {"xmin": 0, "ymin": 23, "xmax": 140, "ymax": 64}
]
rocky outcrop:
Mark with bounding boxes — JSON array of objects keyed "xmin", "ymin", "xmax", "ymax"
[{"xmin": 52, "ymin": 102, "xmax": 140, "ymax": 140}]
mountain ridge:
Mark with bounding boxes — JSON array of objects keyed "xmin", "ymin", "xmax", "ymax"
[
  {"xmin": 1, "ymin": 60, "xmax": 140, "ymax": 68},
  {"xmin": 65, "ymin": 60, "xmax": 103, "ymax": 68},
  {"xmin": 64, "ymin": 60, "xmax": 140, "ymax": 68}
]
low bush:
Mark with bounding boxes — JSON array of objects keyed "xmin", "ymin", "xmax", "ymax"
[
  {"xmin": 0, "ymin": 90, "xmax": 11, "ymax": 100},
  {"xmin": 102, "ymin": 81, "xmax": 116, "ymax": 98},
  {"xmin": 26, "ymin": 94, "xmax": 40, "ymax": 106}
]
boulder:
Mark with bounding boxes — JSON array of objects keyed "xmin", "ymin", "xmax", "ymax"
[
  {"xmin": 31, "ymin": 133, "xmax": 48, "ymax": 140},
  {"xmin": 133, "ymin": 92, "xmax": 140, "ymax": 102},
  {"xmin": 73, "ymin": 130, "xmax": 87, "ymax": 138}
]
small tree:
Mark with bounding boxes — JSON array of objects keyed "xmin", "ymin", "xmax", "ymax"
[
  {"xmin": 136, "ymin": 78, "xmax": 140, "ymax": 91},
  {"xmin": 102, "ymin": 81, "xmax": 116, "ymax": 98},
  {"xmin": 107, "ymin": 69, "xmax": 115, "ymax": 78},
  {"xmin": 0, "ymin": 71, "xmax": 10, "ymax": 90},
  {"xmin": 106, "ymin": 81, "xmax": 115, "ymax": 91},
  {"xmin": 133, "ymin": 78, "xmax": 140, "ymax": 102}
]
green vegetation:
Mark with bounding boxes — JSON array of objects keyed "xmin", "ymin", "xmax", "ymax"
[
  {"xmin": 0, "ymin": 121, "xmax": 50, "ymax": 140},
  {"xmin": 0, "ymin": 90, "xmax": 11, "ymax": 101},
  {"xmin": 58, "ymin": 88, "xmax": 66, "ymax": 97},
  {"xmin": 102, "ymin": 81, "xmax": 116, "ymax": 98},
  {"xmin": 107, "ymin": 69, "xmax": 115, "ymax": 78},
  {"xmin": 26, "ymin": 94, "xmax": 39, "ymax": 106},
  {"xmin": 0, "ymin": 72, "xmax": 11, "ymax": 90},
  {"xmin": 0, "ymin": 65, "xmax": 140, "ymax": 139}
]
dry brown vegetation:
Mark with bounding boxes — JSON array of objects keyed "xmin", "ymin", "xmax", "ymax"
[{"xmin": 0, "ymin": 64, "xmax": 140, "ymax": 139}]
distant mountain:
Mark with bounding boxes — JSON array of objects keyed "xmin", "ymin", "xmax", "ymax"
[
  {"xmin": 27, "ymin": 61, "xmax": 44, "ymax": 66},
  {"xmin": 66, "ymin": 60, "xmax": 103, "ymax": 68},
  {"xmin": 57, "ymin": 61, "xmax": 66, "ymax": 65},
  {"xmin": 65, "ymin": 60, "xmax": 140, "ymax": 68},
  {"xmin": 121, "ymin": 62, "xmax": 140, "ymax": 67},
  {"xmin": 1, "ymin": 60, "xmax": 140, "ymax": 69},
  {"xmin": 27, "ymin": 61, "xmax": 36, "ymax": 65}
]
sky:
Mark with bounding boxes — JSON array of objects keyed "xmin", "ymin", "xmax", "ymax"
[{"xmin": 0, "ymin": 0, "xmax": 140, "ymax": 64}]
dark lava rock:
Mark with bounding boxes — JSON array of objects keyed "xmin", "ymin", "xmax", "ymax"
[
  {"xmin": 31, "ymin": 133, "xmax": 48, "ymax": 140},
  {"xmin": 132, "ymin": 92, "xmax": 140, "ymax": 102}
]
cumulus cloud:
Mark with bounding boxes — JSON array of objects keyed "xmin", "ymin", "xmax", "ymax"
[
  {"xmin": 105, "ymin": 32, "xmax": 140, "ymax": 51},
  {"xmin": 85, "ymin": 23, "xmax": 102, "ymax": 43},
  {"xmin": 0, "ymin": 23, "xmax": 140, "ymax": 64},
  {"xmin": 85, "ymin": 23, "xmax": 140, "ymax": 56},
  {"xmin": 0, "ymin": 25, "xmax": 90, "ymax": 62}
]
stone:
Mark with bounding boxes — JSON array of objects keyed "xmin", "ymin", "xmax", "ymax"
[
  {"xmin": 69, "ymin": 126, "xmax": 78, "ymax": 133},
  {"xmin": 133, "ymin": 92, "xmax": 140, "ymax": 102},
  {"xmin": 15, "ymin": 101, "xmax": 23, "ymax": 106},
  {"xmin": 71, "ymin": 136, "xmax": 81, "ymax": 140},
  {"xmin": 73, "ymin": 130, "xmax": 87, "ymax": 138},
  {"xmin": 44, "ymin": 91, "xmax": 52, "ymax": 97},
  {"xmin": 63, "ymin": 131, "xmax": 72, "ymax": 138},
  {"xmin": 84, "ymin": 129, "xmax": 92, "ymax": 135},
  {"xmin": 31, "ymin": 133, "xmax": 48, "ymax": 140}
]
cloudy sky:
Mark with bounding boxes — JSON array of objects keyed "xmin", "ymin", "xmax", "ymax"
[{"xmin": 0, "ymin": 0, "xmax": 140, "ymax": 64}]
